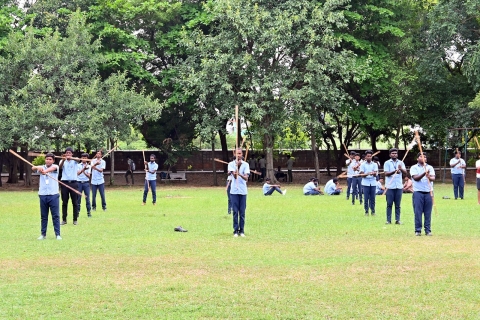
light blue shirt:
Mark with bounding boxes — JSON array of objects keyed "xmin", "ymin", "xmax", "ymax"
[
  {"xmin": 303, "ymin": 181, "xmax": 317, "ymax": 194},
  {"xmin": 410, "ymin": 163, "xmax": 435, "ymax": 192},
  {"xmin": 324, "ymin": 179, "xmax": 336, "ymax": 195},
  {"xmin": 91, "ymin": 158, "xmax": 106, "ymax": 185},
  {"xmin": 146, "ymin": 162, "xmax": 158, "ymax": 180},
  {"xmin": 60, "ymin": 159, "xmax": 78, "ymax": 181},
  {"xmin": 262, "ymin": 183, "xmax": 272, "ymax": 194},
  {"xmin": 228, "ymin": 160, "xmax": 250, "ymax": 195},
  {"xmin": 376, "ymin": 181, "xmax": 383, "ymax": 194},
  {"xmin": 37, "ymin": 165, "xmax": 59, "ymax": 195},
  {"xmin": 384, "ymin": 159, "xmax": 405, "ymax": 189},
  {"xmin": 77, "ymin": 163, "xmax": 91, "ymax": 182},
  {"xmin": 347, "ymin": 160, "xmax": 357, "ymax": 178},
  {"xmin": 360, "ymin": 161, "xmax": 378, "ymax": 186},
  {"xmin": 450, "ymin": 158, "xmax": 465, "ymax": 175}
]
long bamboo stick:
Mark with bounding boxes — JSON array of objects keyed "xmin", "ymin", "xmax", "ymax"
[
  {"xmin": 414, "ymin": 130, "xmax": 437, "ymax": 215},
  {"xmin": 9, "ymin": 149, "xmax": 85, "ymax": 198}
]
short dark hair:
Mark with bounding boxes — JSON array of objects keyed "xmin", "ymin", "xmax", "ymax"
[
  {"xmin": 45, "ymin": 153, "xmax": 55, "ymax": 160},
  {"xmin": 266, "ymin": 177, "xmax": 271, "ymax": 181},
  {"xmin": 64, "ymin": 147, "xmax": 73, "ymax": 153},
  {"xmin": 149, "ymin": 154, "xmax": 156, "ymax": 159},
  {"xmin": 389, "ymin": 148, "xmax": 398, "ymax": 154},
  {"xmin": 81, "ymin": 153, "xmax": 89, "ymax": 158},
  {"xmin": 454, "ymin": 150, "xmax": 462, "ymax": 155},
  {"xmin": 417, "ymin": 152, "xmax": 426, "ymax": 158},
  {"xmin": 365, "ymin": 150, "xmax": 373, "ymax": 155},
  {"xmin": 332, "ymin": 178, "xmax": 338, "ymax": 183},
  {"xmin": 350, "ymin": 151, "xmax": 356, "ymax": 155}
]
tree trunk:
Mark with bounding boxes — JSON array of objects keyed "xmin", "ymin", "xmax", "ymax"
[
  {"xmin": 394, "ymin": 125, "xmax": 401, "ymax": 149},
  {"xmin": 23, "ymin": 145, "xmax": 32, "ymax": 187},
  {"xmin": 211, "ymin": 139, "xmax": 218, "ymax": 186},
  {"xmin": 264, "ymin": 132, "xmax": 276, "ymax": 183},
  {"xmin": 109, "ymin": 138, "xmax": 115, "ymax": 186},
  {"xmin": 0, "ymin": 151, "xmax": 3, "ymax": 187},
  {"xmin": 311, "ymin": 132, "xmax": 320, "ymax": 179},
  {"xmin": 219, "ymin": 129, "xmax": 229, "ymax": 173},
  {"xmin": 8, "ymin": 147, "xmax": 19, "ymax": 184}
]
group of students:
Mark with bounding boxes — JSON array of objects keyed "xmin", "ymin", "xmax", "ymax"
[
  {"xmin": 32, "ymin": 148, "xmax": 159, "ymax": 240},
  {"xmin": 299, "ymin": 148, "xmax": 438, "ymax": 236},
  {"xmin": 32, "ymin": 148, "xmax": 107, "ymax": 240}
]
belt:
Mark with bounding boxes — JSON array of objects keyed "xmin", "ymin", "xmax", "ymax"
[
  {"xmin": 62, "ymin": 180, "xmax": 77, "ymax": 183},
  {"xmin": 77, "ymin": 181, "xmax": 89, "ymax": 183},
  {"xmin": 415, "ymin": 191, "xmax": 430, "ymax": 194}
]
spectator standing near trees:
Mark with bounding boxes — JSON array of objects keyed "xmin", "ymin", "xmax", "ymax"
[
  {"xmin": 125, "ymin": 156, "xmax": 135, "ymax": 185},
  {"xmin": 259, "ymin": 155, "xmax": 266, "ymax": 181},
  {"xmin": 286, "ymin": 155, "xmax": 294, "ymax": 183}
]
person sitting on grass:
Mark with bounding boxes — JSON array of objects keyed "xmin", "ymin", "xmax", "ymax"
[
  {"xmin": 403, "ymin": 177, "xmax": 413, "ymax": 193},
  {"xmin": 324, "ymin": 178, "xmax": 342, "ymax": 195},
  {"xmin": 263, "ymin": 177, "xmax": 286, "ymax": 196},
  {"xmin": 376, "ymin": 178, "xmax": 386, "ymax": 195},
  {"xmin": 303, "ymin": 177, "xmax": 324, "ymax": 195}
]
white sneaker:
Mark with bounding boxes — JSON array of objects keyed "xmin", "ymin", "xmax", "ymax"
[
  {"xmin": 282, "ymin": 189, "xmax": 287, "ymax": 195},
  {"xmin": 240, "ymin": 233, "xmax": 245, "ymax": 237},
  {"xmin": 56, "ymin": 235, "xmax": 62, "ymax": 240},
  {"xmin": 37, "ymin": 235, "xmax": 46, "ymax": 240},
  {"xmin": 233, "ymin": 233, "xmax": 238, "ymax": 237}
]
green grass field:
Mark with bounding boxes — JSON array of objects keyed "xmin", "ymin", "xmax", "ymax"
[{"xmin": 1, "ymin": 184, "xmax": 480, "ymax": 319}]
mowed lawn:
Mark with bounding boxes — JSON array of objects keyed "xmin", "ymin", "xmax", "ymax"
[{"xmin": 1, "ymin": 183, "xmax": 480, "ymax": 319}]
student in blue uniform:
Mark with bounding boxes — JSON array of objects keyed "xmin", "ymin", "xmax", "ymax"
[
  {"xmin": 449, "ymin": 150, "xmax": 466, "ymax": 200},
  {"xmin": 59, "ymin": 147, "xmax": 79, "ymax": 225},
  {"xmin": 410, "ymin": 153, "xmax": 435, "ymax": 236},
  {"xmin": 383, "ymin": 148, "xmax": 408, "ymax": 224},
  {"xmin": 228, "ymin": 148, "xmax": 250, "ymax": 237},
  {"xmin": 143, "ymin": 154, "xmax": 159, "ymax": 205},
  {"xmin": 263, "ymin": 177, "xmax": 286, "ymax": 196},
  {"xmin": 359, "ymin": 150, "xmax": 378, "ymax": 216},
  {"xmin": 77, "ymin": 153, "xmax": 92, "ymax": 218}
]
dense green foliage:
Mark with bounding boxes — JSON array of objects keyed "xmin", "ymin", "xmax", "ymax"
[{"xmin": 1, "ymin": 0, "xmax": 480, "ymax": 180}]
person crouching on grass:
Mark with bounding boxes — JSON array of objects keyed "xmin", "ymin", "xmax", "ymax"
[
  {"xmin": 263, "ymin": 177, "xmax": 286, "ymax": 196},
  {"xmin": 303, "ymin": 178, "xmax": 324, "ymax": 195},
  {"xmin": 324, "ymin": 178, "xmax": 342, "ymax": 195},
  {"xmin": 32, "ymin": 153, "xmax": 62, "ymax": 240}
]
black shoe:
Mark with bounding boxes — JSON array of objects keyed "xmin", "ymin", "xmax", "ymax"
[
  {"xmin": 385, "ymin": 221, "xmax": 391, "ymax": 224},
  {"xmin": 88, "ymin": 213, "xmax": 92, "ymax": 218},
  {"xmin": 395, "ymin": 221, "xmax": 402, "ymax": 225},
  {"xmin": 174, "ymin": 226, "xmax": 188, "ymax": 232},
  {"xmin": 360, "ymin": 201, "xmax": 363, "ymax": 205},
  {"xmin": 371, "ymin": 212, "xmax": 376, "ymax": 216},
  {"xmin": 415, "ymin": 232, "xmax": 421, "ymax": 236},
  {"xmin": 352, "ymin": 202, "xmax": 355, "ymax": 205},
  {"xmin": 425, "ymin": 232, "xmax": 432, "ymax": 236}
]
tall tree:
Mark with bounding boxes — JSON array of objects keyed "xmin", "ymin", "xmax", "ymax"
[{"xmin": 179, "ymin": 0, "xmax": 357, "ymax": 181}]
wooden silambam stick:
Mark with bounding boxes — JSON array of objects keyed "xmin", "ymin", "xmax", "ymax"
[
  {"xmin": 382, "ymin": 138, "xmax": 416, "ymax": 195},
  {"xmin": 28, "ymin": 152, "xmax": 92, "ymax": 162},
  {"xmin": 214, "ymin": 158, "xmax": 261, "ymax": 175},
  {"xmin": 414, "ymin": 130, "xmax": 437, "ymax": 215},
  {"xmin": 9, "ymin": 149, "xmax": 86, "ymax": 198}
]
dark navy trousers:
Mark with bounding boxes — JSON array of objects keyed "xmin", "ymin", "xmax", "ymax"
[
  {"xmin": 413, "ymin": 192, "xmax": 432, "ymax": 234},
  {"xmin": 386, "ymin": 188, "xmax": 403, "ymax": 222}
]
